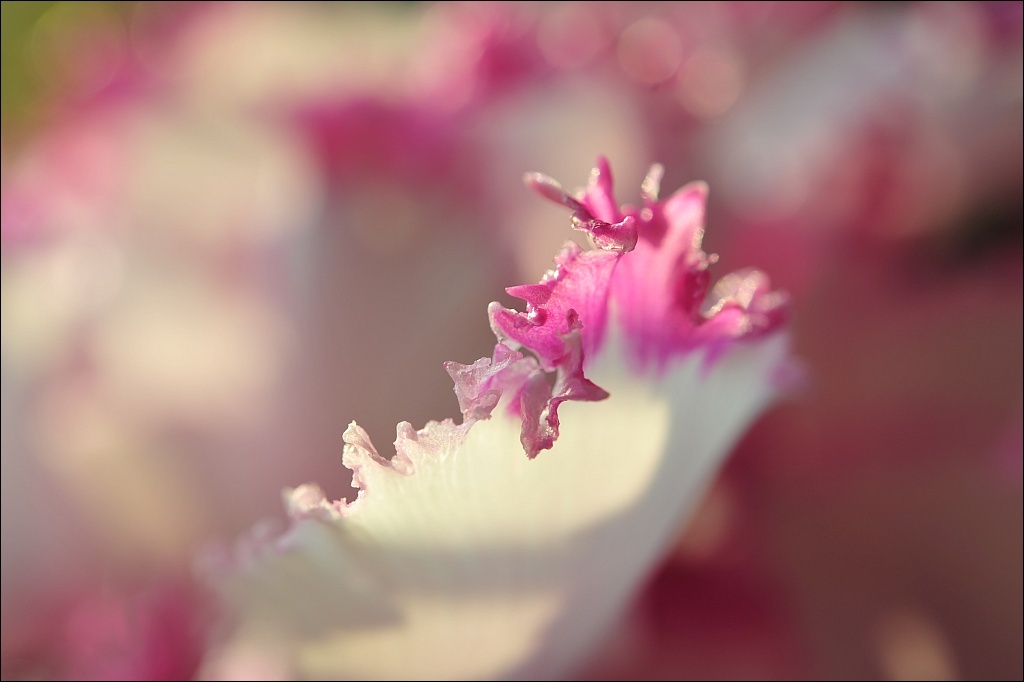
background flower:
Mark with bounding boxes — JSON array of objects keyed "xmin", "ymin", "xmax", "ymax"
[{"xmin": 2, "ymin": 2, "xmax": 1020, "ymax": 680}]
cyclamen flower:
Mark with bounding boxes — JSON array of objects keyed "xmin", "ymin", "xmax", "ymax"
[{"xmin": 202, "ymin": 159, "xmax": 794, "ymax": 680}]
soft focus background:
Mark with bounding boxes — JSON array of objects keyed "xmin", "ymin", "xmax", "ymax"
[{"xmin": 1, "ymin": 1, "xmax": 1021, "ymax": 680}]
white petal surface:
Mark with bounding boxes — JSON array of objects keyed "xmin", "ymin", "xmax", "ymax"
[{"xmin": 203, "ymin": 326, "xmax": 792, "ymax": 680}]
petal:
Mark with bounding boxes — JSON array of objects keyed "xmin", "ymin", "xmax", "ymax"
[
  {"xmin": 579, "ymin": 156, "xmax": 621, "ymax": 224},
  {"xmin": 444, "ymin": 344, "xmax": 526, "ymax": 422},
  {"xmin": 489, "ymin": 242, "xmax": 619, "ymax": 368},
  {"xmin": 202, "ymin": 160, "xmax": 796, "ymax": 680},
  {"xmin": 525, "ymin": 163, "xmax": 638, "ymax": 254},
  {"xmin": 202, "ymin": 325, "xmax": 792, "ymax": 680}
]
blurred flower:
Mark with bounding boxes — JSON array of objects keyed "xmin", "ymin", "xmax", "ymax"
[
  {"xmin": 0, "ymin": 579, "xmax": 208, "ymax": 681},
  {"xmin": 199, "ymin": 160, "xmax": 794, "ymax": 679}
]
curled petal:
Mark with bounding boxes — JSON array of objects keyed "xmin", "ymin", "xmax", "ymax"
[
  {"xmin": 445, "ymin": 344, "xmax": 524, "ymax": 422},
  {"xmin": 204, "ymin": 329, "xmax": 793, "ymax": 680},
  {"xmin": 203, "ymin": 160, "xmax": 796, "ymax": 681},
  {"xmin": 525, "ymin": 168, "xmax": 637, "ymax": 254},
  {"xmin": 570, "ymin": 213, "xmax": 638, "ymax": 254},
  {"xmin": 518, "ymin": 321, "xmax": 610, "ymax": 458},
  {"xmin": 523, "ymin": 172, "xmax": 586, "ymax": 213},
  {"xmin": 490, "ymin": 242, "xmax": 619, "ymax": 368},
  {"xmin": 701, "ymin": 269, "xmax": 791, "ymax": 340}
]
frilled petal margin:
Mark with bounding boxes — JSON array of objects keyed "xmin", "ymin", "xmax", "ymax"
[{"xmin": 198, "ymin": 160, "xmax": 795, "ymax": 680}]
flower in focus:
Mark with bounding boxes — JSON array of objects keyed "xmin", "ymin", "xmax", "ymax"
[
  {"xmin": 3, "ymin": 2, "xmax": 1018, "ymax": 679},
  {"xmin": 200, "ymin": 159, "xmax": 794, "ymax": 680}
]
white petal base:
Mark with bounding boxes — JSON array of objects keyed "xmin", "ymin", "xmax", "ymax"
[{"xmin": 202, "ymin": 328, "xmax": 792, "ymax": 680}]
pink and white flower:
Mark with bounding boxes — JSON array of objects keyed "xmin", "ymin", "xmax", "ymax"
[{"xmin": 201, "ymin": 159, "xmax": 794, "ymax": 680}]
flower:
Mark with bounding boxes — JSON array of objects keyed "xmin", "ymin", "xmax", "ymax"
[
  {"xmin": 5, "ymin": 4, "xmax": 1017, "ymax": 679},
  {"xmin": 200, "ymin": 159, "xmax": 794, "ymax": 680}
]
